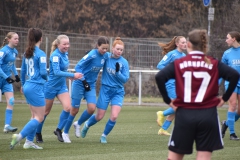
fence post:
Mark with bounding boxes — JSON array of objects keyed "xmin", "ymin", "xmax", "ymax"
[{"xmin": 138, "ymin": 71, "xmax": 142, "ymax": 105}]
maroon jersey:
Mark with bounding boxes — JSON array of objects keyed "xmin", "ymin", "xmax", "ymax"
[{"xmin": 173, "ymin": 54, "xmax": 220, "ymax": 109}]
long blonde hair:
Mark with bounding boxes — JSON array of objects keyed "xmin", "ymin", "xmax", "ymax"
[
  {"xmin": 50, "ymin": 35, "xmax": 69, "ymax": 54},
  {"xmin": 1, "ymin": 32, "xmax": 17, "ymax": 48}
]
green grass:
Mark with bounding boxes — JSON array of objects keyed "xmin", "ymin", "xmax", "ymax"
[{"xmin": 0, "ymin": 104, "xmax": 240, "ymax": 160}]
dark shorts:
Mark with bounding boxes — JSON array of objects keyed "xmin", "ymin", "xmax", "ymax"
[{"xmin": 168, "ymin": 107, "xmax": 223, "ymax": 154}]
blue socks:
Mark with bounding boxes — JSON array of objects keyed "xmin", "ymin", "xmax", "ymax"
[
  {"xmin": 87, "ymin": 114, "xmax": 98, "ymax": 127},
  {"xmin": 26, "ymin": 128, "xmax": 37, "ymax": 142},
  {"xmin": 36, "ymin": 115, "xmax": 47, "ymax": 133},
  {"xmin": 103, "ymin": 119, "xmax": 116, "ymax": 136},
  {"xmin": 227, "ymin": 111, "xmax": 235, "ymax": 134},
  {"xmin": 162, "ymin": 120, "xmax": 172, "ymax": 130},
  {"xmin": 78, "ymin": 110, "xmax": 92, "ymax": 126},
  {"xmin": 57, "ymin": 110, "xmax": 70, "ymax": 130},
  {"xmin": 163, "ymin": 108, "xmax": 175, "ymax": 116},
  {"xmin": 64, "ymin": 114, "xmax": 75, "ymax": 134},
  {"xmin": 20, "ymin": 119, "xmax": 40, "ymax": 139},
  {"xmin": 5, "ymin": 109, "xmax": 13, "ymax": 125}
]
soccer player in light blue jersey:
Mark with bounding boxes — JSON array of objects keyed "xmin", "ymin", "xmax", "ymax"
[
  {"xmin": 35, "ymin": 35, "xmax": 83, "ymax": 143},
  {"xmin": 156, "ymin": 36, "xmax": 186, "ymax": 136},
  {"xmin": 80, "ymin": 37, "xmax": 129, "ymax": 144},
  {"xmin": 0, "ymin": 32, "xmax": 20, "ymax": 133},
  {"xmin": 61, "ymin": 36, "xmax": 109, "ymax": 143},
  {"xmin": 10, "ymin": 28, "xmax": 47, "ymax": 150},
  {"xmin": 221, "ymin": 31, "xmax": 240, "ymax": 140}
]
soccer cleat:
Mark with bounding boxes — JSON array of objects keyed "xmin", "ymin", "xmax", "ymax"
[
  {"xmin": 10, "ymin": 134, "xmax": 21, "ymax": 150},
  {"xmin": 54, "ymin": 129, "xmax": 64, "ymax": 142},
  {"xmin": 62, "ymin": 132, "xmax": 71, "ymax": 143},
  {"xmin": 158, "ymin": 128, "xmax": 171, "ymax": 136},
  {"xmin": 221, "ymin": 120, "xmax": 228, "ymax": 138},
  {"xmin": 156, "ymin": 111, "xmax": 164, "ymax": 126},
  {"xmin": 4, "ymin": 125, "xmax": 18, "ymax": 133},
  {"xmin": 81, "ymin": 121, "xmax": 89, "ymax": 138},
  {"xmin": 73, "ymin": 121, "xmax": 81, "ymax": 138},
  {"xmin": 23, "ymin": 142, "xmax": 43, "ymax": 149},
  {"xmin": 230, "ymin": 133, "xmax": 240, "ymax": 140},
  {"xmin": 100, "ymin": 136, "xmax": 107, "ymax": 144},
  {"xmin": 36, "ymin": 133, "xmax": 43, "ymax": 143}
]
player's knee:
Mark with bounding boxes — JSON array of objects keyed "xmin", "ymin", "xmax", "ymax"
[{"xmin": 9, "ymin": 97, "xmax": 15, "ymax": 106}]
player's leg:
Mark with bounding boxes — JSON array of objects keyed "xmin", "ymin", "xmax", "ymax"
[
  {"xmin": 226, "ymin": 91, "xmax": 239, "ymax": 140},
  {"xmin": 3, "ymin": 82, "xmax": 18, "ymax": 133},
  {"xmin": 81, "ymin": 86, "xmax": 109, "ymax": 138},
  {"xmin": 158, "ymin": 114, "xmax": 174, "ymax": 136},
  {"xmin": 54, "ymin": 90, "xmax": 71, "ymax": 142}
]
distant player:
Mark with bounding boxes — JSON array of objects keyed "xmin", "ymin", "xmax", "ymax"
[
  {"xmin": 156, "ymin": 36, "xmax": 186, "ymax": 135},
  {"xmin": 0, "ymin": 32, "xmax": 20, "ymax": 133},
  {"xmin": 221, "ymin": 31, "xmax": 240, "ymax": 140}
]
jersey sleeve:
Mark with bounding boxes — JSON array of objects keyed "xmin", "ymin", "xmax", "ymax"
[
  {"xmin": 156, "ymin": 53, "xmax": 173, "ymax": 70},
  {"xmin": 51, "ymin": 55, "xmax": 74, "ymax": 78},
  {"xmin": 0, "ymin": 51, "xmax": 8, "ymax": 79},
  {"xmin": 20, "ymin": 56, "xmax": 26, "ymax": 86},
  {"xmin": 115, "ymin": 60, "xmax": 129, "ymax": 84},
  {"xmin": 39, "ymin": 54, "xmax": 48, "ymax": 80},
  {"xmin": 75, "ymin": 52, "xmax": 94, "ymax": 81}
]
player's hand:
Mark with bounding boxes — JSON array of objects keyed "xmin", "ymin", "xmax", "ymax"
[
  {"xmin": 15, "ymin": 75, "xmax": 21, "ymax": 82},
  {"xmin": 82, "ymin": 80, "xmax": 91, "ymax": 91},
  {"xmin": 217, "ymin": 96, "xmax": 225, "ymax": 107},
  {"xmin": 116, "ymin": 62, "xmax": 120, "ymax": 72},
  {"xmin": 169, "ymin": 101, "xmax": 178, "ymax": 111},
  {"xmin": 6, "ymin": 77, "xmax": 15, "ymax": 84},
  {"xmin": 73, "ymin": 73, "xmax": 83, "ymax": 80}
]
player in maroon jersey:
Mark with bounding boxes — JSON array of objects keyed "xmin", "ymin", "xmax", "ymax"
[{"xmin": 155, "ymin": 29, "xmax": 239, "ymax": 160}]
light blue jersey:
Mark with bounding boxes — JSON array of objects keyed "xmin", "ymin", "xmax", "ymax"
[
  {"xmin": 0, "ymin": 45, "xmax": 18, "ymax": 79},
  {"xmin": 21, "ymin": 46, "xmax": 47, "ymax": 106},
  {"xmin": 101, "ymin": 52, "xmax": 129, "ymax": 87},
  {"xmin": 157, "ymin": 49, "xmax": 185, "ymax": 99},
  {"xmin": 46, "ymin": 48, "xmax": 74, "ymax": 89},
  {"xmin": 21, "ymin": 46, "xmax": 47, "ymax": 85},
  {"xmin": 221, "ymin": 47, "xmax": 240, "ymax": 87},
  {"xmin": 97, "ymin": 52, "xmax": 129, "ymax": 110},
  {"xmin": 71, "ymin": 49, "xmax": 108, "ymax": 103},
  {"xmin": 74, "ymin": 49, "xmax": 108, "ymax": 85}
]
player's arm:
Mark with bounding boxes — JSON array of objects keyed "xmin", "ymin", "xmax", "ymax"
[
  {"xmin": 156, "ymin": 53, "xmax": 173, "ymax": 70},
  {"xmin": 0, "ymin": 52, "xmax": 9, "ymax": 79},
  {"xmin": 218, "ymin": 62, "xmax": 239, "ymax": 101},
  {"xmin": 51, "ymin": 55, "xmax": 74, "ymax": 78},
  {"xmin": 20, "ymin": 56, "xmax": 26, "ymax": 86},
  {"xmin": 115, "ymin": 61, "xmax": 129, "ymax": 84},
  {"xmin": 39, "ymin": 55, "xmax": 48, "ymax": 80},
  {"xmin": 75, "ymin": 52, "xmax": 93, "ymax": 81},
  {"xmin": 155, "ymin": 62, "xmax": 175, "ymax": 104}
]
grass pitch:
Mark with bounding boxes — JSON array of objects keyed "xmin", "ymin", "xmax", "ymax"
[{"xmin": 1, "ymin": 103, "xmax": 240, "ymax": 160}]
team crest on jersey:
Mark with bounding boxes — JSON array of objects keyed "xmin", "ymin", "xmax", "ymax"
[
  {"xmin": 101, "ymin": 59, "xmax": 105, "ymax": 64},
  {"xmin": 53, "ymin": 56, "xmax": 59, "ymax": 62},
  {"xmin": 41, "ymin": 57, "xmax": 46, "ymax": 63},
  {"xmin": 0, "ymin": 51, "xmax": 4, "ymax": 57}
]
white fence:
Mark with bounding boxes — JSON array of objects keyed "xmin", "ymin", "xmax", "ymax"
[{"xmin": 0, "ymin": 69, "xmax": 159, "ymax": 105}]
